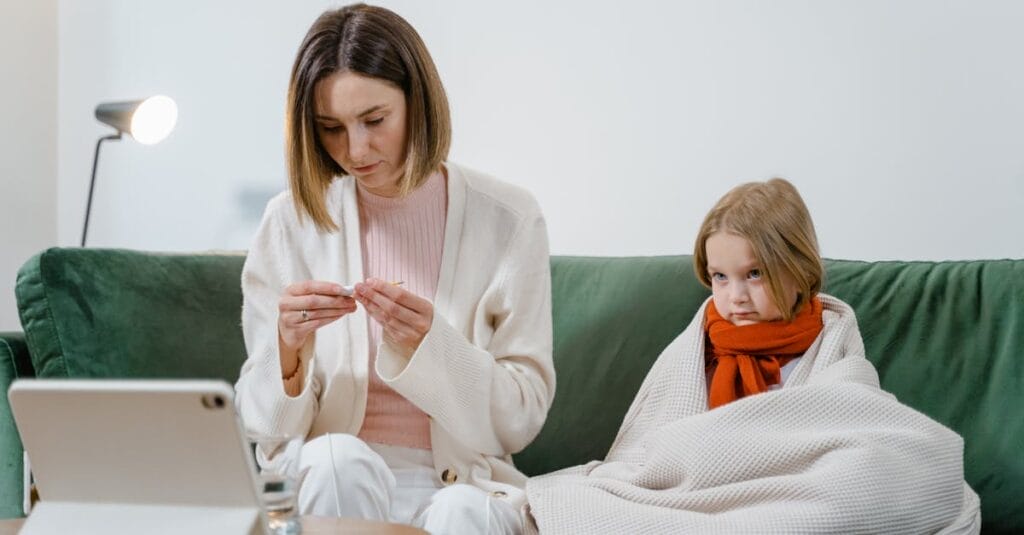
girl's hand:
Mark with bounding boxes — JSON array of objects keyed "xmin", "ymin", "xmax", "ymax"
[
  {"xmin": 278, "ymin": 281, "xmax": 357, "ymax": 355},
  {"xmin": 354, "ymin": 278, "xmax": 434, "ymax": 358}
]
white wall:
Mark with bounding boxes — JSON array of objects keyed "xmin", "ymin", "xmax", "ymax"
[
  {"xmin": 0, "ymin": 0, "xmax": 57, "ymax": 331},
  {"xmin": 56, "ymin": 0, "xmax": 1023, "ymax": 261}
]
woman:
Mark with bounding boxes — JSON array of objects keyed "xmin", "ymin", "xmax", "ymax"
[{"xmin": 234, "ymin": 5, "xmax": 554, "ymax": 533}]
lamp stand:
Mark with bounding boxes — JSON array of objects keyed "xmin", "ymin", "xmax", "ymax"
[{"xmin": 81, "ymin": 133, "xmax": 122, "ymax": 247}]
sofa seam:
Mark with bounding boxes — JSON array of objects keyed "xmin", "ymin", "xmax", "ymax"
[
  {"xmin": 20, "ymin": 250, "xmax": 70, "ymax": 378},
  {"xmin": 39, "ymin": 258, "xmax": 70, "ymax": 377}
]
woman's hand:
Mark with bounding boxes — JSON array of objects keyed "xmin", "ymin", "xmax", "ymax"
[
  {"xmin": 354, "ymin": 278, "xmax": 434, "ymax": 358},
  {"xmin": 278, "ymin": 281, "xmax": 357, "ymax": 367}
]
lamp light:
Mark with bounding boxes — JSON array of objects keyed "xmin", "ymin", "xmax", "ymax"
[{"xmin": 82, "ymin": 95, "xmax": 178, "ymax": 246}]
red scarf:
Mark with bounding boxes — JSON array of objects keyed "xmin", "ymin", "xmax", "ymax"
[{"xmin": 705, "ymin": 297, "xmax": 823, "ymax": 409}]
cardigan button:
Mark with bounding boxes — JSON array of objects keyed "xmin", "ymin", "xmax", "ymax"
[{"xmin": 441, "ymin": 468, "xmax": 458, "ymax": 485}]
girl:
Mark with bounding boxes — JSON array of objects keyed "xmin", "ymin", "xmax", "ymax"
[
  {"xmin": 235, "ymin": 5, "xmax": 553, "ymax": 534},
  {"xmin": 526, "ymin": 178, "xmax": 979, "ymax": 534}
]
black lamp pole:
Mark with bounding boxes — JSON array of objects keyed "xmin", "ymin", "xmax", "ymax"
[{"xmin": 81, "ymin": 132, "xmax": 122, "ymax": 247}]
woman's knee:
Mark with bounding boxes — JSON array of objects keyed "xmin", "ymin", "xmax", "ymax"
[
  {"xmin": 301, "ymin": 434, "xmax": 388, "ymax": 484},
  {"xmin": 430, "ymin": 484, "xmax": 484, "ymax": 512},
  {"xmin": 297, "ymin": 434, "xmax": 395, "ymax": 517},
  {"xmin": 421, "ymin": 484, "xmax": 519, "ymax": 534}
]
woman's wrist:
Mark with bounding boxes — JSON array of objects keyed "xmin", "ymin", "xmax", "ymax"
[
  {"xmin": 281, "ymin": 369, "xmax": 303, "ymax": 397},
  {"xmin": 281, "ymin": 358, "xmax": 300, "ymax": 380},
  {"xmin": 278, "ymin": 332, "xmax": 302, "ymax": 379}
]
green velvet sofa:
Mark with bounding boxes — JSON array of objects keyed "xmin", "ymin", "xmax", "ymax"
[{"xmin": 2, "ymin": 248, "xmax": 1021, "ymax": 532}]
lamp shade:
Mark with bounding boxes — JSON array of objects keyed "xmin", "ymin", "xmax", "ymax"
[{"xmin": 94, "ymin": 95, "xmax": 178, "ymax": 144}]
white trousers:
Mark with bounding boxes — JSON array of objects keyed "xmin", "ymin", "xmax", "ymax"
[{"xmin": 293, "ymin": 434, "xmax": 521, "ymax": 535}]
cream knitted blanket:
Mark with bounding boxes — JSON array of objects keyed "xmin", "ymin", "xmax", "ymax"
[{"xmin": 527, "ymin": 295, "xmax": 980, "ymax": 534}]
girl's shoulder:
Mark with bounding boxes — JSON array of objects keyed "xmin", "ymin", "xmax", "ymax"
[
  {"xmin": 816, "ymin": 293, "xmax": 869, "ymax": 362},
  {"xmin": 818, "ymin": 293, "xmax": 857, "ymax": 319}
]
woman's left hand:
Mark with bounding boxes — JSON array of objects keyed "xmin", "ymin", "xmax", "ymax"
[{"xmin": 354, "ymin": 278, "xmax": 434, "ymax": 358}]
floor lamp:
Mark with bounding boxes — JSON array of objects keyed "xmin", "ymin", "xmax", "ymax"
[{"xmin": 82, "ymin": 95, "xmax": 178, "ymax": 247}]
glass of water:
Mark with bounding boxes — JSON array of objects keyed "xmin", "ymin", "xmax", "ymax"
[{"xmin": 247, "ymin": 432, "xmax": 304, "ymax": 535}]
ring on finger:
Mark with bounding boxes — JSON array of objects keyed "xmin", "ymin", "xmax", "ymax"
[{"xmin": 300, "ymin": 309, "xmax": 309, "ymax": 321}]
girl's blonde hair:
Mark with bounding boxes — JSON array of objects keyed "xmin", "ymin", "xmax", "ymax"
[
  {"xmin": 285, "ymin": 4, "xmax": 451, "ymax": 231},
  {"xmin": 693, "ymin": 178, "xmax": 823, "ymax": 320}
]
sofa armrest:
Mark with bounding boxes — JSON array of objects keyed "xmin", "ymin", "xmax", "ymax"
[
  {"xmin": 1, "ymin": 332, "xmax": 33, "ymax": 380},
  {"xmin": 1, "ymin": 331, "xmax": 33, "ymax": 518}
]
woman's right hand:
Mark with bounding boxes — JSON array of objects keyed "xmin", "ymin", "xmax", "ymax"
[{"xmin": 277, "ymin": 281, "xmax": 357, "ymax": 367}]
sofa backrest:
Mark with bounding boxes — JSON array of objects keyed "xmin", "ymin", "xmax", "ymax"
[
  {"xmin": 16, "ymin": 248, "xmax": 247, "ymax": 381},
  {"xmin": 13, "ymin": 249, "xmax": 1023, "ymax": 531},
  {"xmin": 824, "ymin": 257, "xmax": 1023, "ymax": 534},
  {"xmin": 513, "ymin": 256, "xmax": 706, "ymax": 474}
]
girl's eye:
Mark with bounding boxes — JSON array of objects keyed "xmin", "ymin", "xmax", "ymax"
[
  {"xmin": 748, "ymin": 269, "xmax": 762, "ymax": 279},
  {"xmin": 319, "ymin": 124, "xmax": 342, "ymax": 133},
  {"xmin": 711, "ymin": 272, "xmax": 726, "ymax": 282},
  {"xmin": 366, "ymin": 117, "xmax": 384, "ymax": 126}
]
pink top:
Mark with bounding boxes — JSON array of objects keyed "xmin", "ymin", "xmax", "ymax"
[{"xmin": 356, "ymin": 171, "xmax": 446, "ymax": 449}]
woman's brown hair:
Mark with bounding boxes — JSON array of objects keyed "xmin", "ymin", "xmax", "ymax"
[
  {"xmin": 693, "ymin": 178, "xmax": 824, "ymax": 320},
  {"xmin": 285, "ymin": 3, "xmax": 451, "ymax": 231}
]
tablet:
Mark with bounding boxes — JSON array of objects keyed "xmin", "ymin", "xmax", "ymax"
[{"xmin": 8, "ymin": 379, "xmax": 266, "ymax": 535}]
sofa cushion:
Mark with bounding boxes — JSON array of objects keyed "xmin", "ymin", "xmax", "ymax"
[
  {"xmin": 16, "ymin": 248, "xmax": 247, "ymax": 381},
  {"xmin": 513, "ymin": 256, "xmax": 709, "ymax": 476}
]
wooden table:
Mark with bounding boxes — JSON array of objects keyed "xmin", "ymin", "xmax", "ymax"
[{"xmin": 0, "ymin": 515, "xmax": 426, "ymax": 534}]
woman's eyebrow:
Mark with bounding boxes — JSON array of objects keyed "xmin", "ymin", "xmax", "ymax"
[
  {"xmin": 315, "ymin": 104, "xmax": 388, "ymax": 122},
  {"xmin": 356, "ymin": 104, "xmax": 386, "ymax": 117}
]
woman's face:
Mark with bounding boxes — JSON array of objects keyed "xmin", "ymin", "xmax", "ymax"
[
  {"xmin": 315, "ymin": 71, "xmax": 408, "ymax": 197},
  {"xmin": 704, "ymin": 231, "xmax": 797, "ymax": 326}
]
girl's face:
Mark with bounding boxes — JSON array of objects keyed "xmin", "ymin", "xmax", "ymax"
[
  {"xmin": 314, "ymin": 71, "xmax": 408, "ymax": 197},
  {"xmin": 705, "ymin": 231, "xmax": 797, "ymax": 326}
]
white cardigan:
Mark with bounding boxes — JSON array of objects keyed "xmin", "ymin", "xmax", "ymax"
[{"xmin": 235, "ymin": 162, "xmax": 555, "ymax": 505}]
